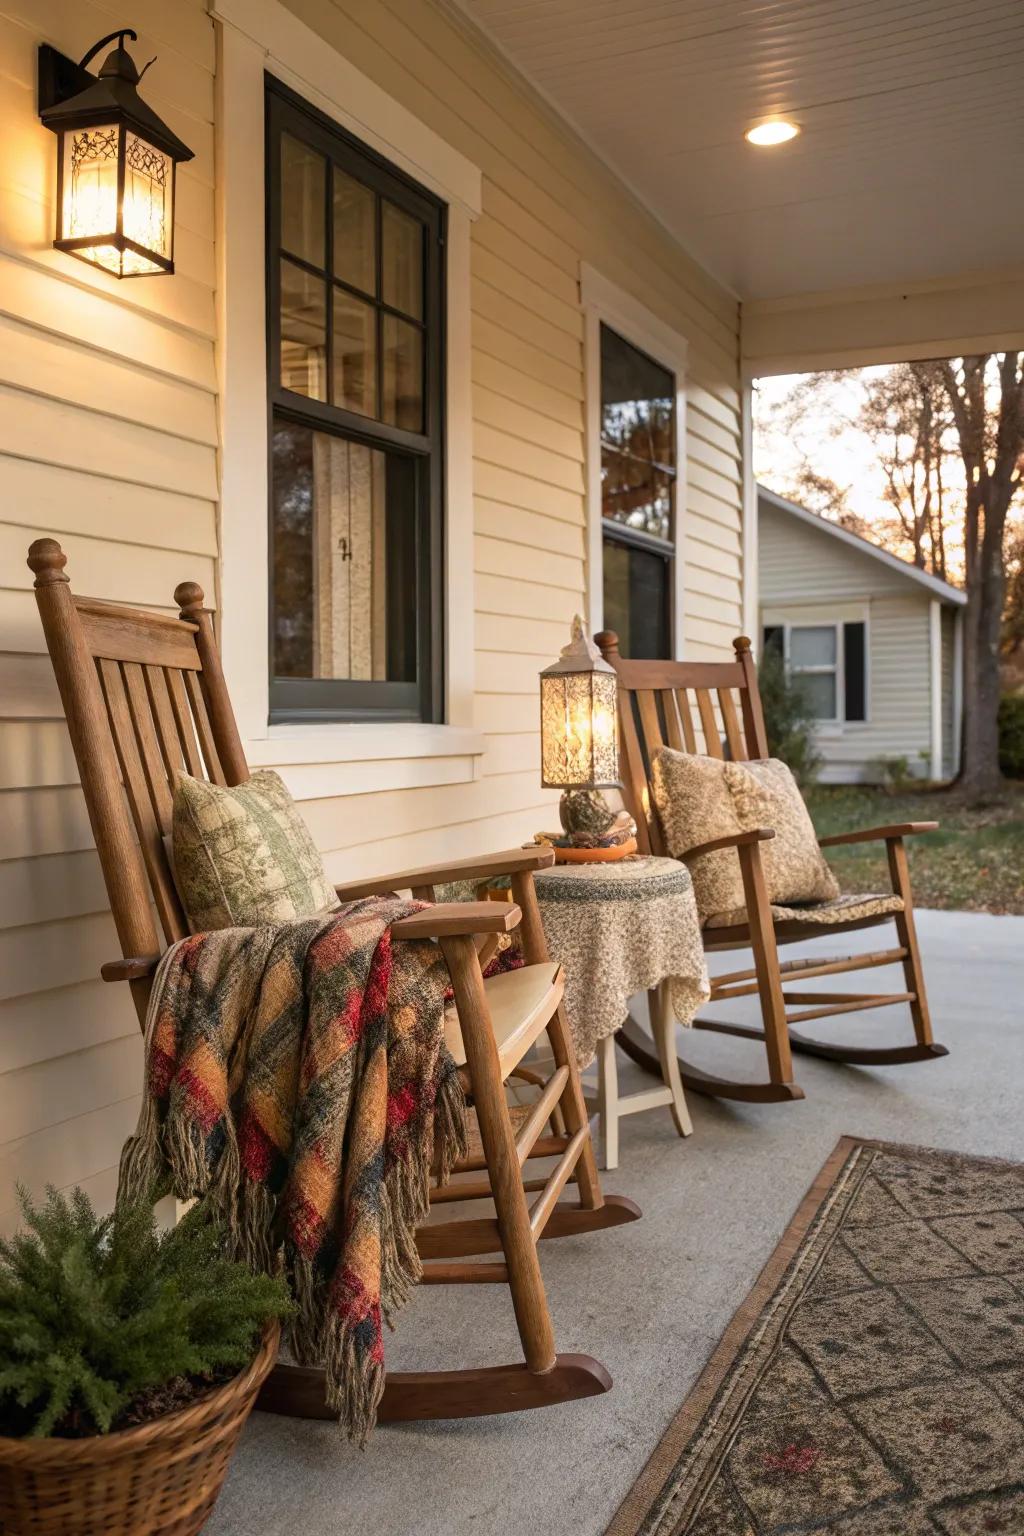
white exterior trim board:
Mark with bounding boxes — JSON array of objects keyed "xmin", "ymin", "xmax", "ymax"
[{"xmin": 212, "ymin": 1, "xmax": 483, "ymax": 776}]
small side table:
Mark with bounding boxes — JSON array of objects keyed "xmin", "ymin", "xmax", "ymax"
[{"xmin": 533, "ymin": 857, "xmax": 709, "ymax": 1168}]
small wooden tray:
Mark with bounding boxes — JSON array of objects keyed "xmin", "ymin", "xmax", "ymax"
[{"xmin": 553, "ymin": 838, "xmax": 637, "ymax": 865}]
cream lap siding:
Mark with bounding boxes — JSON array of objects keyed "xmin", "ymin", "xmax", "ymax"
[
  {"xmin": 0, "ymin": 0, "xmax": 217, "ymax": 1235},
  {"xmin": 759, "ymin": 502, "xmax": 913, "ymax": 603},
  {"xmin": 0, "ymin": 0, "xmax": 742, "ymax": 1228},
  {"xmin": 273, "ymin": 0, "xmax": 743, "ymax": 859}
]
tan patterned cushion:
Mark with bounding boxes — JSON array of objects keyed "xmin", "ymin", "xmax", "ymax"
[
  {"xmin": 651, "ymin": 750, "xmax": 840, "ymax": 924},
  {"xmin": 171, "ymin": 769, "xmax": 339, "ymax": 932},
  {"xmin": 706, "ymin": 892, "xmax": 904, "ymax": 929}
]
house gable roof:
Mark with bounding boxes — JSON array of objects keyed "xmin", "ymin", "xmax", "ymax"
[{"xmin": 757, "ymin": 485, "xmax": 967, "ymax": 606}]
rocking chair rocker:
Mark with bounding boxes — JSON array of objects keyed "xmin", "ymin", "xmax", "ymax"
[
  {"xmin": 27, "ymin": 537, "xmax": 640, "ymax": 1425},
  {"xmin": 595, "ymin": 629, "xmax": 948, "ymax": 1105}
]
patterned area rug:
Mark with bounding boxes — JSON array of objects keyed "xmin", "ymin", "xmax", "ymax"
[{"xmin": 608, "ymin": 1137, "xmax": 1024, "ymax": 1535}]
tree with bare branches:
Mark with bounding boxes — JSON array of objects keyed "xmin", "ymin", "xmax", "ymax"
[{"xmin": 938, "ymin": 354, "xmax": 1024, "ymax": 799}]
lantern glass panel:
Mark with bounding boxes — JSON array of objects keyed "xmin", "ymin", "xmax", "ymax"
[
  {"xmin": 122, "ymin": 130, "xmax": 173, "ymax": 266},
  {"xmin": 62, "ymin": 124, "xmax": 119, "ymax": 267}
]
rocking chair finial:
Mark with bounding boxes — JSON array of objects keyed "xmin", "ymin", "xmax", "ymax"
[
  {"xmin": 174, "ymin": 579, "xmax": 205, "ymax": 618},
  {"xmin": 27, "ymin": 537, "xmax": 69, "ymax": 587},
  {"xmin": 594, "ymin": 629, "xmax": 620, "ymax": 660},
  {"xmin": 733, "ymin": 635, "xmax": 752, "ymax": 654}
]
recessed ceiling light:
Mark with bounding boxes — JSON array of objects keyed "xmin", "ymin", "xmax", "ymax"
[{"xmin": 745, "ymin": 120, "xmax": 800, "ymax": 147}]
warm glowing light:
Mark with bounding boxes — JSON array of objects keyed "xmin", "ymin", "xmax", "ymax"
[
  {"xmin": 40, "ymin": 31, "xmax": 193, "ymax": 278},
  {"xmin": 539, "ymin": 617, "xmax": 620, "ymax": 789},
  {"xmin": 745, "ymin": 120, "xmax": 800, "ymax": 147}
]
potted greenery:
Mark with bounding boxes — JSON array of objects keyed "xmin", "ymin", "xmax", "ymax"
[{"xmin": 0, "ymin": 1186, "xmax": 292, "ymax": 1536}]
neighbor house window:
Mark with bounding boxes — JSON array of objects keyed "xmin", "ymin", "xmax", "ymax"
[
  {"xmin": 600, "ymin": 325, "xmax": 676, "ymax": 658},
  {"xmin": 763, "ymin": 621, "xmax": 867, "ymax": 724},
  {"xmin": 266, "ymin": 79, "xmax": 445, "ymax": 721}
]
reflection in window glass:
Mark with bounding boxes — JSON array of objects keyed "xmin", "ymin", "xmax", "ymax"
[
  {"xmin": 600, "ymin": 325, "xmax": 674, "ymax": 537},
  {"xmin": 381, "ymin": 314, "xmax": 423, "ymax": 431},
  {"xmin": 272, "ymin": 421, "xmax": 416, "ymax": 683},
  {"xmin": 333, "ymin": 166, "xmax": 375, "ymax": 295},
  {"xmin": 603, "ymin": 539, "xmax": 670, "ymax": 660},
  {"xmin": 382, "ymin": 201, "xmax": 423, "ymax": 319},
  {"xmin": 332, "ymin": 289, "xmax": 377, "ymax": 416},
  {"xmin": 601, "ymin": 447, "xmax": 672, "ymax": 540},
  {"xmin": 280, "ymin": 134, "xmax": 325, "ymax": 266},
  {"xmin": 600, "ymin": 324, "xmax": 676, "ymax": 657},
  {"xmin": 280, "ymin": 259, "xmax": 327, "ymax": 399}
]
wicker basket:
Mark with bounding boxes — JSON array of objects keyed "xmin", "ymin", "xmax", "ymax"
[{"xmin": 0, "ymin": 1322, "xmax": 280, "ymax": 1536}]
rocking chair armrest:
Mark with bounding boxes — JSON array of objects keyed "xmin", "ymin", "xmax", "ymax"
[
  {"xmin": 333, "ymin": 846, "xmax": 555, "ymax": 901},
  {"xmin": 684, "ymin": 827, "xmax": 776, "ymax": 860},
  {"xmin": 390, "ymin": 901, "xmax": 522, "ymax": 941},
  {"xmin": 101, "ymin": 955, "xmax": 162, "ymax": 983},
  {"xmin": 817, "ymin": 822, "xmax": 938, "ymax": 848}
]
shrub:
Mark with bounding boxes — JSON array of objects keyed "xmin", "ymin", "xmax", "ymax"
[
  {"xmin": 757, "ymin": 643, "xmax": 822, "ymax": 788},
  {"xmin": 866, "ymin": 753, "xmax": 917, "ymax": 792},
  {"xmin": 999, "ymin": 693, "xmax": 1024, "ymax": 779},
  {"xmin": 0, "ymin": 1187, "xmax": 292, "ymax": 1439}
]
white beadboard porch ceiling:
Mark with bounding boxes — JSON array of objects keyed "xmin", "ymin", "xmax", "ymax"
[{"xmin": 453, "ymin": 0, "xmax": 1024, "ymax": 301}]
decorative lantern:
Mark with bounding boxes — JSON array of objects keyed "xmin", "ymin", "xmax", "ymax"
[
  {"xmin": 540, "ymin": 615, "xmax": 625, "ymax": 852},
  {"xmin": 38, "ymin": 30, "xmax": 194, "ymax": 277}
]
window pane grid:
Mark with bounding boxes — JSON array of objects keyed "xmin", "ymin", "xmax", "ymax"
[{"xmin": 268, "ymin": 80, "xmax": 443, "ymax": 723}]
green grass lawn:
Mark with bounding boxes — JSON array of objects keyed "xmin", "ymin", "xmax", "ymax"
[{"xmin": 806, "ymin": 782, "xmax": 1024, "ymax": 915}]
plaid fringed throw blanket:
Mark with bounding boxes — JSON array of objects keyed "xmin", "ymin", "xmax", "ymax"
[{"xmin": 118, "ymin": 896, "xmax": 467, "ymax": 1443}]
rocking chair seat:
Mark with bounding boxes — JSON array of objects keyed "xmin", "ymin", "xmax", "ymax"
[
  {"xmin": 705, "ymin": 891, "xmax": 905, "ymax": 930},
  {"xmin": 444, "ymin": 962, "xmax": 563, "ymax": 1080}
]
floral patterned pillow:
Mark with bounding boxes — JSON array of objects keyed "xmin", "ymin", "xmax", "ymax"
[
  {"xmin": 171, "ymin": 769, "xmax": 339, "ymax": 932},
  {"xmin": 651, "ymin": 750, "xmax": 839, "ymax": 924}
]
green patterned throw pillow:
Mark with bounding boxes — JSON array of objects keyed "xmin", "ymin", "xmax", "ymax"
[{"xmin": 171, "ymin": 769, "xmax": 339, "ymax": 931}]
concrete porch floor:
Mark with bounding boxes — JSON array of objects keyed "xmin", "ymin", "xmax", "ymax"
[{"xmin": 207, "ymin": 909, "xmax": 1023, "ymax": 1536}]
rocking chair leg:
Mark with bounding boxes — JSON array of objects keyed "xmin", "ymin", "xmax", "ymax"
[
  {"xmin": 887, "ymin": 838, "xmax": 934, "ymax": 1047},
  {"xmin": 738, "ymin": 841, "xmax": 796, "ymax": 1088},
  {"xmin": 441, "ymin": 934, "xmax": 556, "ymax": 1376}
]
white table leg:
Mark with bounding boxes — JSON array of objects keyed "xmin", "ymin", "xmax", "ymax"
[
  {"xmin": 596, "ymin": 1031, "xmax": 619, "ymax": 1170},
  {"xmin": 648, "ymin": 981, "xmax": 693, "ymax": 1138}
]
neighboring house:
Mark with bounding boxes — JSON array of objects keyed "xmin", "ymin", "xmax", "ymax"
[{"xmin": 758, "ymin": 487, "xmax": 966, "ymax": 784}]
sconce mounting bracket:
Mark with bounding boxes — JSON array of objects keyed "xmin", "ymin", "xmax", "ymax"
[{"xmin": 37, "ymin": 44, "xmax": 94, "ymax": 114}]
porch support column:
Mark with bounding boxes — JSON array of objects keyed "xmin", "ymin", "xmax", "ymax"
[{"xmin": 929, "ymin": 598, "xmax": 942, "ymax": 781}]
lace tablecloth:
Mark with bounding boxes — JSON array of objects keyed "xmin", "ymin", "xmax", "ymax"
[{"xmin": 533, "ymin": 856, "xmax": 710, "ymax": 1067}]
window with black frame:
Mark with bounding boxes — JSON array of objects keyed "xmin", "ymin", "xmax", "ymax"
[
  {"xmin": 266, "ymin": 79, "xmax": 445, "ymax": 722},
  {"xmin": 600, "ymin": 324, "xmax": 676, "ymax": 659}
]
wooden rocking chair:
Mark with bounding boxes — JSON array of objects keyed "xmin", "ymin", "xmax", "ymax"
[
  {"xmin": 27, "ymin": 537, "xmax": 640, "ymax": 1424},
  {"xmin": 595, "ymin": 629, "xmax": 948, "ymax": 1105}
]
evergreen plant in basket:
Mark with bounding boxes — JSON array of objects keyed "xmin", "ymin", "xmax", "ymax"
[{"xmin": 0, "ymin": 1186, "xmax": 292, "ymax": 1536}]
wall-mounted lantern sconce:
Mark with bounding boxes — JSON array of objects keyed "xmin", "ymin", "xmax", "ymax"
[{"xmin": 38, "ymin": 29, "xmax": 194, "ymax": 278}]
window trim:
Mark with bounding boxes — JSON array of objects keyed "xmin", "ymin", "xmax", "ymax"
[
  {"xmin": 211, "ymin": 0, "xmax": 482, "ymax": 773},
  {"xmin": 264, "ymin": 77, "xmax": 445, "ymax": 725},
  {"xmin": 581, "ymin": 265, "xmax": 688, "ymax": 659}
]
